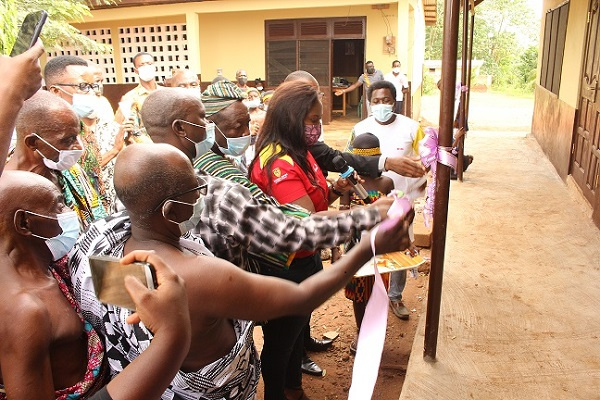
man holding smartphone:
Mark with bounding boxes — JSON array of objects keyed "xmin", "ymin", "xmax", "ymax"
[{"xmin": 0, "ymin": 171, "xmax": 193, "ymax": 400}]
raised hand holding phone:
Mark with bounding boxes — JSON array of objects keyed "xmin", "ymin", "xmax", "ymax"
[
  {"xmin": 89, "ymin": 255, "xmax": 157, "ymax": 310},
  {"xmin": 121, "ymin": 250, "xmax": 190, "ymax": 329},
  {"xmin": 10, "ymin": 10, "xmax": 48, "ymax": 57}
]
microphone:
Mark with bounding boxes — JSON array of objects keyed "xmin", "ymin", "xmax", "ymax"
[{"xmin": 332, "ymin": 156, "xmax": 372, "ymax": 204}]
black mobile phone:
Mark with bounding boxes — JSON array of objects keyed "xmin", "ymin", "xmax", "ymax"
[
  {"xmin": 10, "ymin": 10, "xmax": 48, "ymax": 57},
  {"xmin": 89, "ymin": 255, "xmax": 157, "ymax": 310}
]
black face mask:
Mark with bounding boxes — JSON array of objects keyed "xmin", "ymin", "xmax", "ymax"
[{"xmin": 366, "ymin": 67, "xmax": 375, "ymax": 74}]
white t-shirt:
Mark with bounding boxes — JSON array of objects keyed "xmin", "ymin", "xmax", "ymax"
[
  {"xmin": 384, "ymin": 71, "xmax": 409, "ymax": 102},
  {"xmin": 348, "ymin": 114, "xmax": 426, "ymax": 200}
]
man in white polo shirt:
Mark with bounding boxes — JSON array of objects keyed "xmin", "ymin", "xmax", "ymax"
[{"xmin": 346, "ymin": 79, "xmax": 426, "ymax": 320}]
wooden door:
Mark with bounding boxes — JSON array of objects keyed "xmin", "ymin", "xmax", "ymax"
[
  {"xmin": 572, "ymin": 0, "xmax": 600, "ymax": 226},
  {"xmin": 299, "ymin": 39, "xmax": 331, "ymax": 124}
]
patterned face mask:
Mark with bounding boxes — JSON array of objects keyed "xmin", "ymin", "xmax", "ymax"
[{"xmin": 304, "ymin": 123, "xmax": 321, "ymax": 146}]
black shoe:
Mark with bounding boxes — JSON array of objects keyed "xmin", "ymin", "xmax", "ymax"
[
  {"xmin": 463, "ymin": 155, "xmax": 474, "ymax": 172},
  {"xmin": 301, "ymin": 355, "xmax": 325, "ymax": 377},
  {"xmin": 304, "ymin": 336, "xmax": 333, "ymax": 352}
]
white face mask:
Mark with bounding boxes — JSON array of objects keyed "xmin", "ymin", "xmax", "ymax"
[
  {"xmin": 244, "ymin": 99, "xmax": 261, "ymax": 109},
  {"xmin": 24, "ymin": 210, "xmax": 81, "ymax": 260},
  {"xmin": 72, "ymin": 93, "xmax": 98, "ymax": 119},
  {"xmin": 392, "ymin": 67, "xmax": 401, "ymax": 74},
  {"xmin": 138, "ymin": 65, "xmax": 156, "ymax": 82},
  {"xmin": 181, "ymin": 120, "xmax": 216, "ymax": 160},
  {"xmin": 216, "ymin": 124, "xmax": 251, "ymax": 156},
  {"xmin": 163, "ymin": 197, "xmax": 205, "ymax": 235},
  {"xmin": 33, "ymin": 133, "xmax": 83, "ymax": 171},
  {"xmin": 371, "ymin": 104, "xmax": 395, "ymax": 123}
]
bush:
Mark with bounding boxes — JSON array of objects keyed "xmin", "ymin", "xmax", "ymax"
[{"xmin": 422, "ymin": 74, "xmax": 437, "ymax": 95}]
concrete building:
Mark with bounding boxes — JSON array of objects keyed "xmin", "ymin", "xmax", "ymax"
[
  {"xmin": 532, "ymin": 0, "xmax": 600, "ymax": 227},
  {"xmin": 59, "ymin": 0, "xmax": 437, "ymax": 122}
]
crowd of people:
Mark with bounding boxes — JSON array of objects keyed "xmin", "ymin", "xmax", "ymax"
[{"xmin": 0, "ymin": 42, "xmax": 441, "ymax": 400}]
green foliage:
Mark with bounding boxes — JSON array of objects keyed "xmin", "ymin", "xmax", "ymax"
[
  {"xmin": 426, "ymin": 0, "xmax": 540, "ymax": 93},
  {"xmin": 422, "ymin": 73, "xmax": 438, "ymax": 95},
  {"xmin": 0, "ymin": 0, "xmax": 116, "ymax": 55}
]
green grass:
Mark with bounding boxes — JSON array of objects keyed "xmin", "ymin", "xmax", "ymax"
[{"xmin": 488, "ymin": 86, "xmax": 535, "ymax": 99}]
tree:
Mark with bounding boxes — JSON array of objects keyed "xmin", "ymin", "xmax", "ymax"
[
  {"xmin": 0, "ymin": 0, "xmax": 115, "ymax": 55},
  {"xmin": 425, "ymin": 0, "xmax": 540, "ymax": 90}
]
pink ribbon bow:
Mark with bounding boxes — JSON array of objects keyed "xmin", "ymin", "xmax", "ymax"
[{"xmin": 418, "ymin": 127, "xmax": 457, "ymax": 227}]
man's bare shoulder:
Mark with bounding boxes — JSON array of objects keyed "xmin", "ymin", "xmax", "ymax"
[{"xmin": 0, "ymin": 292, "xmax": 51, "ymax": 349}]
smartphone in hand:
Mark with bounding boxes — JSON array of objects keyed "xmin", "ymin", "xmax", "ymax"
[
  {"xmin": 10, "ymin": 10, "xmax": 48, "ymax": 57},
  {"xmin": 89, "ymin": 255, "xmax": 157, "ymax": 310}
]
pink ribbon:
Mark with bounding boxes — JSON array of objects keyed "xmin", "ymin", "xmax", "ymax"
[
  {"xmin": 419, "ymin": 127, "xmax": 457, "ymax": 227},
  {"xmin": 348, "ymin": 199, "xmax": 412, "ymax": 399},
  {"xmin": 348, "ymin": 227, "xmax": 389, "ymax": 400}
]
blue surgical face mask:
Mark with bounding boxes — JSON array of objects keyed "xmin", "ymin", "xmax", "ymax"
[
  {"xmin": 371, "ymin": 103, "xmax": 394, "ymax": 122},
  {"xmin": 180, "ymin": 120, "xmax": 216, "ymax": 160},
  {"xmin": 216, "ymin": 124, "xmax": 251, "ymax": 156},
  {"xmin": 23, "ymin": 210, "xmax": 81, "ymax": 260}
]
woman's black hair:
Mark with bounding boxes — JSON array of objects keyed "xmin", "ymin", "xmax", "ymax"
[{"xmin": 249, "ymin": 80, "xmax": 321, "ymax": 194}]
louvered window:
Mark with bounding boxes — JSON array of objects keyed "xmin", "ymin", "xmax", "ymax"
[
  {"xmin": 299, "ymin": 40, "xmax": 329, "ymax": 86},
  {"xmin": 333, "ymin": 20, "xmax": 365, "ymax": 38},
  {"xmin": 300, "ymin": 21, "xmax": 328, "ymax": 38},
  {"xmin": 540, "ymin": 2, "xmax": 569, "ymax": 95},
  {"xmin": 265, "ymin": 18, "xmax": 364, "ymax": 86},
  {"xmin": 267, "ymin": 41, "xmax": 297, "ymax": 86},
  {"xmin": 267, "ymin": 21, "xmax": 295, "ymax": 39}
]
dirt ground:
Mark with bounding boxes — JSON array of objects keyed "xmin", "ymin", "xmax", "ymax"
[{"xmin": 254, "ymin": 255, "xmax": 431, "ymax": 400}]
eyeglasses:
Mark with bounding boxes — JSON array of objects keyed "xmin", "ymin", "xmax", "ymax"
[
  {"xmin": 153, "ymin": 177, "xmax": 208, "ymax": 212},
  {"xmin": 55, "ymin": 83, "xmax": 100, "ymax": 93}
]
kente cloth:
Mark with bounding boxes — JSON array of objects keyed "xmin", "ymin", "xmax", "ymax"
[
  {"xmin": 352, "ymin": 147, "xmax": 381, "ymax": 157},
  {"xmin": 69, "ymin": 212, "xmax": 261, "ymax": 400},
  {"xmin": 202, "ymin": 81, "xmax": 246, "ymax": 117},
  {"xmin": 95, "ymin": 120, "xmax": 121, "ymax": 213},
  {"xmin": 79, "ymin": 122, "xmax": 107, "ymax": 203},
  {"xmin": 58, "ymin": 164, "xmax": 108, "ymax": 230},
  {"xmin": 344, "ymin": 189, "xmax": 389, "ymax": 302},
  {"xmin": 350, "ymin": 189, "xmax": 385, "ymax": 205},
  {"xmin": 0, "ymin": 257, "xmax": 108, "ymax": 400},
  {"xmin": 193, "ymin": 151, "xmax": 380, "ymax": 272},
  {"xmin": 345, "ymin": 273, "xmax": 390, "ymax": 303}
]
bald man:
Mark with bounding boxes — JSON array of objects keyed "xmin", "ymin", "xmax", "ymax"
[
  {"xmin": 69, "ymin": 143, "xmax": 413, "ymax": 400},
  {"xmin": 0, "ymin": 170, "xmax": 108, "ymax": 398},
  {"xmin": 0, "ymin": 171, "xmax": 194, "ymax": 400},
  {"xmin": 141, "ymin": 87, "xmax": 389, "ymax": 272},
  {"xmin": 165, "ymin": 68, "xmax": 201, "ymax": 91},
  {"xmin": 5, "ymin": 91, "xmax": 107, "ymax": 228}
]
